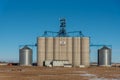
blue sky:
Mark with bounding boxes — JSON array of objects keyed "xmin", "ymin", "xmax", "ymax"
[{"xmin": 0, "ymin": 0, "xmax": 120, "ymax": 63}]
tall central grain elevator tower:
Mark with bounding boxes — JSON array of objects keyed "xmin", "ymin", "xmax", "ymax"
[{"xmin": 37, "ymin": 18, "xmax": 90, "ymax": 67}]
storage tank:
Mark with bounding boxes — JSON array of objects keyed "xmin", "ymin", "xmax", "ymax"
[
  {"xmin": 72, "ymin": 37, "xmax": 81, "ymax": 67},
  {"xmin": 98, "ymin": 46, "xmax": 111, "ymax": 66},
  {"xmin": 54, "ymin": 37, "xmax": 60, "ymax": 60},
  {"xmin": 59, "ymin": 37, "xmax": 67, "ymax": 60},
  {"xmin": 45, "ymin": 37, "xmax": 53, "ymax": 60},
  {"xmin": 37, "ymin": 37, "xmax": 45, "ymax": 66},
  {"xmin": 67, "ymin": 37, "xmax": 72, "ymax": 64},
  {"xmin": 81, "ymin": 37, "xmax": 90, "ymax": 67},
  {"xmin": 19, "ymin": 46, "xmax": 32, "ymax": 66}
]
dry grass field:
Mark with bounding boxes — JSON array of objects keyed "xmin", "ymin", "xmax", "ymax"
[{"xmin": 0, "ymin": 66, "xmax": 120, "ymax": 80}]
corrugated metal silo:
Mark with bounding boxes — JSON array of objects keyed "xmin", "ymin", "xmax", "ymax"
[
  {"xmin": 67, "ymin": 37, "xmax": 72, "ymax": 64},
  {"xmin": 19, "ymin": 46, "xmax": 32, "ymax": 66},
  {"xmin": 98, "ymin": 46, "xmax": 111, "ymax": 66},
  {"xmin": 81, "ymin": 37, "xmax": 90, "ymax": 67},
  {"xmin": 45, "ymin": 37, "xmax": 53, "ymax": 60},
  {"xmin": 72, "ymin": 37, "xmax": 81, "ymax": 67},
  {"xmin": 37, "ymin": 37, "xmax": 45, "ymax": 66}
]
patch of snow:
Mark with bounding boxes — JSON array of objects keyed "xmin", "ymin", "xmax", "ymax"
[
  {"xmin": 80, "ymin": 73, "xmax": 96, "ymax": 77},
  {"xmin": 89, "ymin": 78, "xmax": 120, "ymax": 80}
]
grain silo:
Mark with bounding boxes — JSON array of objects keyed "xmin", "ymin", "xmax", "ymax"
[
  {"xmin": 37, "ymin": 18, "xmax": 90, "ymax": 67},
  {"xmin": 67, "ymin": 37, "xmax": 72, "ymax": 64},
  {"xmin": 81, "ymin": 37, "xmax": 90, "ymax": 67},
  {"xmin": 72, "ymin": 37, "xmax": 81, "ymax": 67},
  {"xmin": 37, "ymin": 37, "xmax": 45, "ymax": 66},
  {"xmin": 19, "ymin": 46, "xmax": 32, "ymax": 66},
  {"xmin": 54, "ymin": 37, "xmax": 60, "ymax": 60},
  {"xmin": 98, "ymin": 46, "xmax": 111, "ymax": 66},
  {"xmin": 59, "ymin": 37, "xmax": 67, "ymax": 60},
  {"xmin": 45, "ymin": 37, "xmax": 53, "ymax": 60}
]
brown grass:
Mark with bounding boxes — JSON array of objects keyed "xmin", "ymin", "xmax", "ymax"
[{"xmin": 0, "ymin": 66, "xmax": 120, "ymax": 80}]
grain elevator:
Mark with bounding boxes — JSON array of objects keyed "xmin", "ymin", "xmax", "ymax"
[{"xmin": 37, "ymin": 18, "xmax": 90, "ymax": 67}]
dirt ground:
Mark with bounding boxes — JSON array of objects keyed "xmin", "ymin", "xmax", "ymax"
[{"xmin": 0, "ymin": 66, "xmax": 120, "ymax": 80}]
